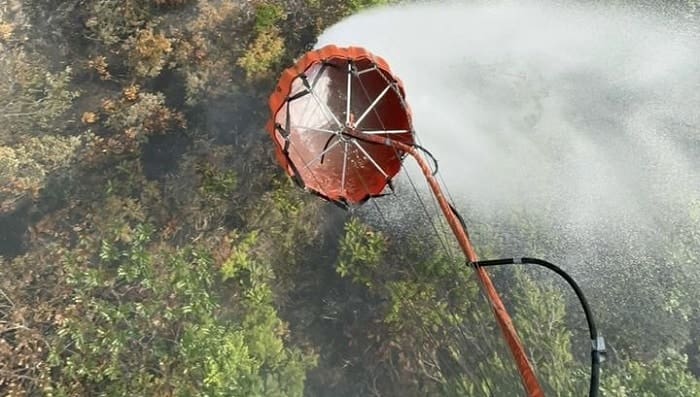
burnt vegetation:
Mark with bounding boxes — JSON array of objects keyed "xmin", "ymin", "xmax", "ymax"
[{"xmin": 1, "ymin": 0, "xmax": 700, "ymax": 396}]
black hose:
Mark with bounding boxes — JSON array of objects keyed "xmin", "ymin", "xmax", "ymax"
[
  {"xmin": 413, "ymin": 144, "xmax": 439, "ymax": 175},
  {"xmin": 473, "ymin": 257, "xmax": 605, "ymax": 397},
  {"xmin": 319, "ymin": 134, "xmax": 337, "ymax": 164},
  {"xmin": 448, "ymin": 203, "xmax": 470, "ymax": 239}
]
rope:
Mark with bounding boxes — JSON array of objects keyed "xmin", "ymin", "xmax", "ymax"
[
  {"xmin": 347, "ymin": 128, "xmax": 545, "ymax": 397},
  {"xmin": 352, "ymin": 69, "xmax": 500, "ymax": 393},
  {"xmin": 279, "ymin": 57, "xmax": 544, "ymax": 396}
]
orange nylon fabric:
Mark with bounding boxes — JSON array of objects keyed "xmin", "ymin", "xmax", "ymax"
[{"xmin": 266, "ymin": 45, "xmax": 414, "ymax": 204}]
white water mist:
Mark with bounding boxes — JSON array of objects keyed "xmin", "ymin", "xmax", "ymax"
[{"xmin": 316, "ymin": 1, "xmax": 700, "ymax": 347}]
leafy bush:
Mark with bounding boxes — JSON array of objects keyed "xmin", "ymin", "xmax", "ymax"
[
  {"xmin": 237, "ymin": 27, "xmax": 285, "ymax": 81},
  {"xmin": 126, "ymin": 27, "xmax": 173, "ymax": 78},
  {"xmin": 0, "ymin": 51, "xmax": 77, "ymax": 138},
  {"xmin": 254, "ymin": 3, "xmax": 286, "ymax": 33},
  {"xmin": 337, "ymin": 217, "xmax": 386, "ymax": 288},
  {"xmin": 602, "ymin": 350, "xmax": 700, "ymax": 397},
  {"xmin": 44, "ymin": 223, "xmax": 315, "ymax": 396}
]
